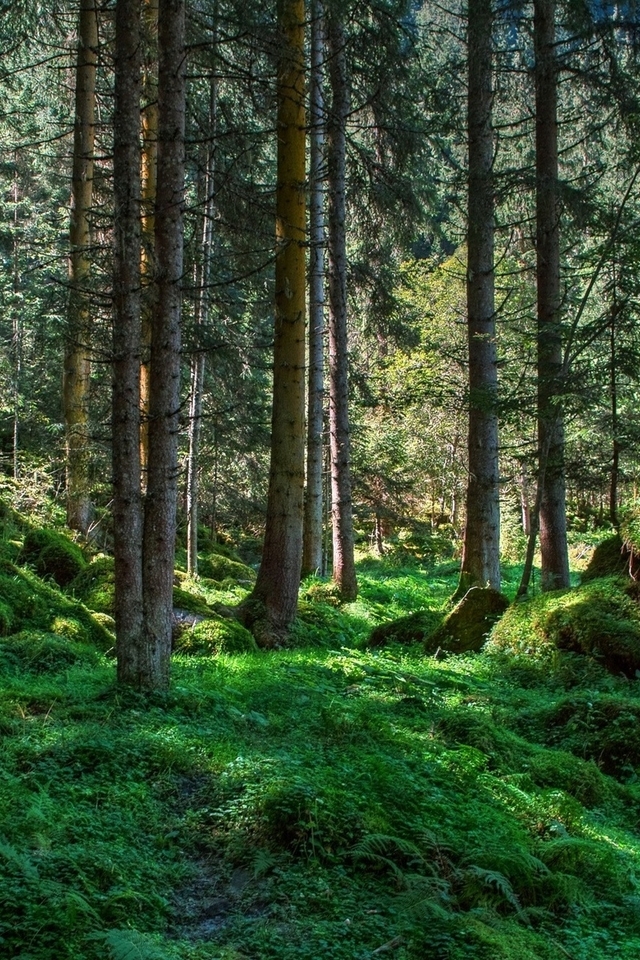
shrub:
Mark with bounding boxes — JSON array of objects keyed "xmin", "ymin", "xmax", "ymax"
[{"xmin": 19, "ymin": 528, "xmax": 86, "ymax": 587}]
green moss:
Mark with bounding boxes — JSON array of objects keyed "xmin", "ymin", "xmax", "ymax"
[
  {"xmin": 425, "ymin": 587, "xmax": 509, "ymax": 654},
  {"xmin": 301, "ymin": 579, "xmax": 345, "ymax": 607},
  {"xmin": 174, "ymin": 615, "xmax": 258, "ymax": 655},
  {"xmin": 521, "ymin": 693, "xmax": 640, "ymax": 779},
  {"xmin": 51, "ymin": 616, "xmax": 89, "ymax": 643},
  {"xmin": 67, "ymin": 555, "xmax": 115, "ymax": 614},
  {"xmin": 172, "ymin": 586, "xmax": 214, "ymax": 618},
  {"xmin": 0, "ymin": 629, "xmax": 99, "ymax": 673},
  {"xmin": 198, "ymin": 553, "xmax": 256, "ymax": 583},
  {"xmin": 0, "ymin": 559, "xmax": 112, "ymax": 649},
  {"xmin": 487, "ymin": 578, "xmax": 640, "ymax": 675},
  {"xmin": 19, "ymin": 528, "xmax": 86, "ymax": 587},
  {"xmin": 582, "ymin": 535, "xmax": 629, "ymax": 582},
  {"xmin": 0, "ymin": 599, "xmax": 13, "ymax": 635},
  {"xmin": 368, "ymin": 608, "xmax": 442, "ymax": 647}
]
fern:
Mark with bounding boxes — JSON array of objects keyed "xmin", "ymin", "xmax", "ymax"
[
  {"xmin": 351, "ymin": 833, "xmax": 426, "ymax": 882},
  {"xmin": 252, "ymin": 847, "xmax": 280, "ymax": 878},
  {"xmin": 463, "ymin": 865, "xmax": 523, "ymax": 914},
  {"xmin": 89, "ymin": 929, "xmax": 174, "ymax": 960},
  {"xmin": 0, "ymin": 840, "xmax": 38, "ymax": 878}
]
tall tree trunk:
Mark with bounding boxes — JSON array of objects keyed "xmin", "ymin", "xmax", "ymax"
[
  {"xmin": 141, "ymin": 0, "xmax": 186, "ymax": 689},
  {"xmin": 609, "ymin": 268, "xmax": 620, "ymax": 528},
  {"xmin": 64, "ymin": 0, "xmax": 98, "ymax": 534},
  {"xmin": 535, "ymin": 0, "xmax": 570, "ymax": 591},
  {"xmin": 140, "ymin": 0, "xmax": 159, "ymax": 489},
  {"xmin": 113, "ymin": 0, "xmax": 143, "ymax": 684},
  {"xmin": 302, "ymin": 0, "xmax": 326, "ymax": 578},
  {"xmin": 249, "ymin": 0, "xmax": 306, "ymax": 638},
  {"xmin": 456, "ymin": 0, "xmax": 500, "ymax": 599},
  {"xmin": 187, "ymin": 73, "xmax": 218, "ymax": 577},
  {"xmin": 327, "ymin": 16, "xmax": 357, "ymax": 601},
  {"xmin": 12, "ymin": 154, "xmax": 21, "ymax": 481}
]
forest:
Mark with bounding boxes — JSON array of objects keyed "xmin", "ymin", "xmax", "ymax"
[{"xmin": 2, "ymin": 0, "xmax": 640, "ymax": 957}]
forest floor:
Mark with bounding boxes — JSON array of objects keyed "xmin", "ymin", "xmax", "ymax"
[{"xmin": 1, "ymin": 513, "xmax": 640, "ymax": 960}]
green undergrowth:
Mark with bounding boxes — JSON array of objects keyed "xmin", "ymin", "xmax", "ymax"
[{"xmin": 1, "ymin": 540, "xmax": 640, "ymax": 959}]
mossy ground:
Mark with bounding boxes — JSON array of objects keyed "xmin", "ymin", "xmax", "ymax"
[{"xmin": 1, "ymin": 523, "xmax": 640, "ymax": 960}]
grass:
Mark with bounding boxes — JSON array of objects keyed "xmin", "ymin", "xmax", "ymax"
[{"xmin": 1, "ymin": 518, "xmax": 640, "ymax": 959}]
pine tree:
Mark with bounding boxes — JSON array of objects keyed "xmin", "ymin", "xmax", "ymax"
[
  {"xmin": 457, "ymin": 0, "xmax": 501, "ymax": 597},
  {"xmin": 247, "ymin": 0, "xmax": 307, "ymax": 640},
  {"xmin": 64, "ymin": 0, "xmax": 98, "ymax": 535}
]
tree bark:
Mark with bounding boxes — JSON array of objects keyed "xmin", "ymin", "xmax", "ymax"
[
  {"xmin": 64, "ymin": 0, "xmax": 98, "ymax": 535},
  {"xmin": 113, "ymin": 0, "xmax": 143, "ymax": 684},
  {"xmin": 187, "ymin": 73, "xmax": 218, "ymax": 577},
  {"xmin": 327, "ymin": 15, "xmax": 358, "ymax": 601},
  {"xmin": 140, "ymin": 0, "xmax": 159, "ymax": 490},
  {"xmin": 609, "ymin": 291, "xmax": 620, "ymax": 528},
  {"xmin": 302, "ymin": 0, "xmax": 326, "ymax": 578},
  {"xmin": 456, "ymin": 0, "xmax": 500, "ymax": 599},
  {"xmin": 535, "ymin": 0, "xmax": 570, "ymax": 591},
  {"xmin": 141, "ymin": 0, "xmax": 186, "ymax": 689},
  {"xmin": 250, "ymin": 0, "xmax": 307, "ymax": 637}
]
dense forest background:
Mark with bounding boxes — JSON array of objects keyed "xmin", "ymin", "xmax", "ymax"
[{"xmin": 3, "ymin": 0, "xmax": 640, "ymax": 574}]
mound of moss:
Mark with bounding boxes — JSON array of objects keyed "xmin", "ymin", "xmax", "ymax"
[
  {"xmin": 0, "ymin": 629, "xmax": 100, "ymax": 674},
  {"xmin": 368, "ymin": 608, "xmax": 443, "ymax": 647},
  {"xmin": 198, "ymin": 553, "xmax": 256, "ymax": 583},
  {"xmin": 68, "ymin": 555, "xmax": 115, "ymax": 614},
  {"xmin": 174, "ymin": 615, "xmax": 258, "ymax": 655},
  {"xmin": 516, "ymin": 692, "xmax": 640, "ymax": 780},
  {"xmin": 488, "ymin": 577, "xmax": 640, "ymax": 676},
  {"xmin": 582, "ymin": 535, "xmax": 629, "ymax": 582},
  {"xmin": 0, "ymin": 559, "xmax": 112, "ymax": 649},
  {"xmin": 425, "ymin": 587, "xmax": 509, "ymax": 655},
  {"xmin": 19, "ymin": 528, "xmax": 86, "ymax": 587}
]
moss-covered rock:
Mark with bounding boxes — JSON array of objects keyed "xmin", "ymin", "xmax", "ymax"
[
  {"xmin": 0, "ymin": 629, "xmax": 99, "ymax": 674},
  {"xmin": 488, "ymin": 577, "xmax": 640, "ymax": 677},
  {"xmin": 198, "ymin": 553, "xmax": 256, "ymax": 583},
  {"xmin": 368, "ymin": 609, "xmax": 443, "ymax": 647},
  {"xmin": 67, "ymin": 555, "xmax": 115, "ymax": 614},
  {"xmin": 174, "ymin": 615, "xmax": 258, "ymax": 655},
  {"xmin": 425, "ymin": 587, "xmax": 509, "ymax": 655},
  {"xmin": 172, "ymin": 586, "xmax": 214, "ymax": 618},
  {"xmin": 19, "ymin": 528, "xmax": 86, "ymax": 587},
  {"xmin": 582, "ymin": 535, "xmax": 629, "ymax": 582},
  {"xmin": 0, "ymin": 559, "xmax": 112, "ymax": 650}
]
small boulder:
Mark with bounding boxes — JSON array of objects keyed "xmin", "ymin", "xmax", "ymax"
[
  {"xmin": 425, "ymin": 587, "xmax": 509, "ymax": 655},
  {"xmin": 368, "ymin": 609, "xmax": 442, "ymax": 648}
]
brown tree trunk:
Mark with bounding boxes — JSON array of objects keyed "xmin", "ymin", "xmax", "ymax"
[
  {"xmin": 302, "ymin": 0, "xmax": 326, "ymax": 578},
  {"xmin": 535, "ymin": 0, "xmax": 569, "ymax": 591},
  {"xmin": 141, "ymin": 0, "xmax": 186, "ymax": 689},
  {"xmin": 187, "ymin": 74, "xmax": 217, "ymax": 577},
  {"xmin": 140, "ymin": 0, "xmax": 159, "ymax": 489},
  {"xmin": 609, "ymin": 290, "xmax": 620, "ymax": 528},
  {"xmin": 64, "ymin": 0, "xmax": 98, "ymax": 535},
  {"xmin": 249, "ymin": 0, "xmax": 307, "ymax": 638},
  {"xmin": 113, "ymin": 0, "xmax": 143, "ymax": 684},
  {"xmin": 327, "ymin": 16, "xmax": 357, "ymax": 601},
  {"xmin": 456, "ymin": 0, "xmax": 500, "ymax": 599}
]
